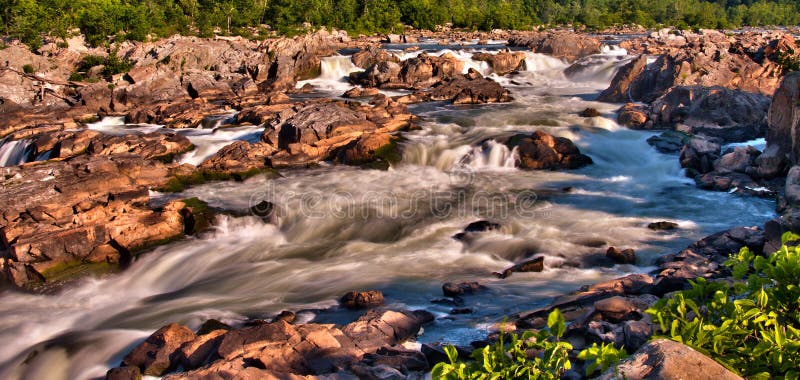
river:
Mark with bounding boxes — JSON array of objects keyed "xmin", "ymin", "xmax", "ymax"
[{"xmin": 0, "ymin": 42, "xmax": 776, "ymax": 379}]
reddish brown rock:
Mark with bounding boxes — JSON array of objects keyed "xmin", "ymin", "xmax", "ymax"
[
  {"xmin": 340, "ymin": 290, "xmax": 385, "ymax": 309},
  {"xmin": 600, "ymin": 339, "xmax": 744, "ymax": 380},
  {"xmin": 606, "ymin": 247, "xmax": 636, "ymax": 264},
  {"xmin": 472, "ymin": 51, "xmax": 526, "ymax": 75},
  {"xmin": 508, "ymin": 31, "xmax": 601, "ymax": 62},
  {"xmin": 507, "ymin": 131, "xmax": 593, "ymax": 170},
  {"xmin": 122, "ymin": 323, "xmax": 196, "ymax": 376},
  {"xmin": 351, "ymin": 47, "xmax": 399, "ymax": 69}
]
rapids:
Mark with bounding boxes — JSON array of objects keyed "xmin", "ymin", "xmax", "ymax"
[{"xmin": 0, "ymin": 45, "xmax": 776, "ymax": 379}]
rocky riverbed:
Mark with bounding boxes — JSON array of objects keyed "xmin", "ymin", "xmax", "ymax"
[{"xmin": 0, "ymin": 28, "xmax": 798, "ymax": 379}]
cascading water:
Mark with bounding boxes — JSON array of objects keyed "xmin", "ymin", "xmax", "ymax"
[
  {"xmin": 0, "ymin": 138, "xmax": 34, "ymax": 167},
  {"xmin": 296, "ymin": 55, "xmax": 362, "ymax": 93},
  {"xmin": 0, "ymin": 45, "xmax": 779, "ymax": 380}
]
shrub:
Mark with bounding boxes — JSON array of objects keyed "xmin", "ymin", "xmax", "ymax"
[
  {"xmin": 647, "ymin": 232, "xmax": 800, "ymax": 378},
  {"xmin": 22, "ymin": 64, "xmax": 35, "ymax": 74},
  {"xmin": 431, "ymin": 310, "xmax": 626, "ymax": 379}
]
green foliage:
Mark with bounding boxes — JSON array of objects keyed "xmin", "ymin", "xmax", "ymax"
[
  {"xmin": 647, "ymin": 232, "xmax": 800, "ymax": 378},
  {"xmin": 1, "ymin": 0, "xmax": 800, "ymax": 46},
  {"xmin": 70, "ymin": 49, "xmax": 132, "ymax": 81},
  {"xmin": 576, "ymin": 343, "xmax": 627, "ymax": 376},
  {"xmin": 432, "ymin": 309, "xmax": 609, "ymax": 379},
  {"xmin": 776, "ymin": 47, "xmax": 800, "ymax": 73},
  {"xmin": 21, "ymin": 63, "xmax": 34, "ymax": 74}
]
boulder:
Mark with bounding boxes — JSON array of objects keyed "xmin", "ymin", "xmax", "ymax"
[
  {"xmin": 786, "ymin": 166, "xmax": 800, "ymax": 206},
  {"xmin": 198, "ymin": 141, "xmax": 275, "ymax": 176},
  {"xmin": 351, "ymin": 47, "xmax": 399, "ymax": 69},
  {"xmin": 606, "ymin": 247, "xmax": 636, "ymax": 264},
  {"xmin": 0, "ymin": 155, "xmax": 193, "ymax": 289},
  {"xmin": 648, "ymin": 221, "xmax": 678, "ymax": 231},
  {"xmin": 617, "ymin": 103, "xmax": 650, "ymax": 129},
  {"xmin": 649, "ymin": 86, "xmax": 769, "ymax": 143},
  {"xmin": 679, "ymin": 137, "xmax": 721, "ymax": 175},
  {"xmin": 427, "ymin": 71, "xmax": 512, "ymax": 104},
  {"xmin": 340, "ymin": 290, "xmax": 385, "ymax": 309},
  {"xmin": 351, "ymin": 53, "xmax": 463, "ymax": 90},
  {"xmin": 494, "ymin": 256, "xmax": 545, "ymax": 278},
  {"xmin": 343, "ymin": 87, "xmax": 381, "ymax": 98},
  {"xmin": 177, "ymin": 329, "xmax": 227, "ymax": 370},
  {"xmin": 598, "ymin": 55, "xmax": 648, "ymax": 103},
  {"xmin": 471, "ymin": 51, "xmax": 526, "ymax": 75},
  {"xmin": 579, "ymin": 108, "xmax": 601, "ymax": 118},
  {"xmin": 766, "ymin": 72, "xmax": 800, "ymax": 165},
  {"xmin": 646, "ymin": 131, "xmax": 687, "ymax": 154},
  {"xmin": 507, "ymin": 131, "xmax": 593, "ymax": 170},
  {"xmin": 105, "ymin": 366, "xmax": 141, "ymax": 380},
  {"xmin": 599, "ymin": 339, "xmax": 744, "ymax": 380},
  {"xmin": 122, "ymin": 323, "xmax": 196, "ymax": 376},
  {"xmin": 508, "ymin": 32, "xmax": 601, "ymax": 62},
  {"xmin": 442, "ymin": 281, "xmax": 485, "ymax": 297}
]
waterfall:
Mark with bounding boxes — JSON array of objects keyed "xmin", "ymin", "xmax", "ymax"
[
  {"xmin": 458, "ymin": 140, "xmax": 518, "ymax": 170},
  {"xmin": 319, "ymin": 55, "xmax": 361, "ymax": 80},
  {"xmin": 0, "ymin": 138, "xmax": 34, "ymax": 167}
]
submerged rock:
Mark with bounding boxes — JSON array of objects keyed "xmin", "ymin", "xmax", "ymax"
[
  {"xmin": 606, "ymin": 247, "xmax": 636, "ymax": 264},
  {"xmin": 508, "ymin": 31, "xmax": 601, "ymax": 62},
  {"xmin": 494, "ymin": 256, "xmax": 545, "ymax": 278},
  {"xmin": 442, "ymin": 281, "xmax": 485, "ymax": 297},
  {"xmin": 648, "ymin": 221, "xmax": 679, "ymax": 231},
  {"xmin": 122, "ymin": 323, "xmax": 196, "ymax": 376}
]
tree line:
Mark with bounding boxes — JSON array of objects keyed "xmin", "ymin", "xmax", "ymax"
[{"xmin": 1, "ymin": 0, "xmax": 799, "ymax": 48}]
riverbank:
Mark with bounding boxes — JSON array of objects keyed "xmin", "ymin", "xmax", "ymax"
[{"xmin": 0, "ymin": 28, "xmax": 798, "ymax": 379}]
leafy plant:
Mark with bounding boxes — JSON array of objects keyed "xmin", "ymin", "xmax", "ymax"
[
  {"xmin": 577, "ymin": 342, "xmax": 627, "ymax": 377},
  {"xmin": 647, "ymin": 232, "xmax": 800, "ymax": 378},
  {"xmin": 432, "ymin": 309, "xmax": 575, "ymax": 379},
  {"xmin": 22, "ymin": 64, "xmax": 34, "ymax": 74},
  {"xmin": 69, "ymin": 49, "xmax": 132, "ymax": 81}
]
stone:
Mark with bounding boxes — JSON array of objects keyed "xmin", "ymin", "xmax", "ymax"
[
  {"xmin": 606, "ymin": 247, "xmax": 636, "ymax": 264},
  {"xmin": 507, "ymin": 131, "xmax": 593, "ymax": 170},
  {"xmin": 598, "ymin": 55, "xmax": 648, "ymax": 103},
  {"xmin": 618, "ymin": 103, "xmax": 650, "ymax": 129},
  {"xmin": 579, "ymin": 108, "xmax": 601, "ymax": 117},
  {"xmin": 177, "ymin": 329, "xmax": 227, "ymax": 370},
  {"xmin": 593, "ymin": 296, "xmax": 639, "ymax": 323},
  {"xmin": 442, "ymin": 281, "xmax": 485, "ymax": 297},
  {"xmin": 648, "ymin": 221, "xmax": 679, "ymax": 231},
  {"xmin": 646, "ymin": 131, "xmax": 686, "ymax": 154},
  {"xmin": 508, "ymin": 32, "xmax": 601, "ymax": 62},
  {"xmin": 471, "ymin": 51, "xmax": 526, "ymax": 75},
  {"xmin": 786, "ymin": 166, "xmax": 800, "ymax": 206},
  {"xmin": 427, "ymin": 71, "xmax": 512, "ymax": 105},
  {"xmin": 767, "ymin": 72, "xmax": 800, "ymax": 165},
  {"xmin": 122, "ymin": 323, "xmax": 196, "ymax": 376},
  {"xmin": 494, "ymin": 256, "xmax": 545, "ymax": 279},
  {"xmin": 105, "ymin": 366, "xmax": 141, "ymax": 380},
  {"xmin": 680, "ymin": 137, "xmax": 721, "ymax": 175},
  {"xmin": 599, "ymin": 339, "xmax": 744, "ymax": 380},
  {"xmin": 340, "ymin": 290, "xmax": 385, "ymax": 309},
  {"xmin": 351, "ymin": 47, "xmax": 399, "ymax": 69}
]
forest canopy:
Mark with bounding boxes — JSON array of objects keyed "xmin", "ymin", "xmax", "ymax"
[{"xmin": 1, "ymin": 0, "xmax": 799, "ymax": 48}]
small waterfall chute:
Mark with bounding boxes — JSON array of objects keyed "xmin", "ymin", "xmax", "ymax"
[{"xmin": 0, "ymin": 138, "xmax": 34, "ymax": 167}]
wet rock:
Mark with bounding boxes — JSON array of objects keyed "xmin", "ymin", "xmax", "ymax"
[
  {"xmin": 351, "ymin": 53, "xmax": 463, "ymax": 90},
  {"xmin": 649, "ymin": 86, "xmax": 769, "ymax": 143},
  {"xmin": 754, "ymin": 144, "xmax": 788, "ymax": 180},
  {"xmin": 442, "ymin": 281, "xmax": 485, "ymax": 297},
  {"xmin": 507, "ymin": 131, "xmax": 593, "ymax": 170},
  {"xmin": 427, "ymin": 71, "xmax": 512, "ymax": 105},
  {"xmin": 785, "ymin": 166, "xmax": 800, "ymax": 206},
  {"xmin": 598, "ymin": 55, "xmax": 648, "ymax": 103},
  {"xmin": 261, "ymin": 99, "xmax": 412, "ymax": 167},
  {"xmin": 341, "ymin": 290, "xmax": 385, "ymax": 309},
  {"xmin": 646, "ymin": 131, "xmax": 687, "ymax": 154},
  {"xmin": 600, "ymin": 339, "xmax": 744, "ymax": 380},
  {"xmin": 606, "ymin": 247, "xmax": 636, "ymax": 264},
  {"xmin": 272, "ymin": 310, "xmax": 296, "ymax": 323},
  {"xmin": 508, "ymin": 32, "xmax": 601, "ymax": 62},
  {"xmin": 343, "ymin": 87, "xmax": 381, "ymax": 98},
  {"xmin": 648, "ymin": 221, "xmax": 678, "ymax": 231},
  {"xmin": 494, "ymin": 256, "xmax": 545, "ymax": 279},
  {"xmin": 618, "ymin": 103, "xmax": 650, "ymax": 129},
  {"xmin": 0, "ymin": 155, "xmax": 192, "ymax": 289},
  {"xmin": 586, "ymin": 320, "xmax": 625, "ymax": 347},
  {"xmin": 335, "ymin": 132, "xmax": 396, "ymax": 166},
  {"xmin": 87, "ymin": 132, "xmax": 194, "ymax": 162},
  {"xmin": 122, "ymin": 323, "xmax": 196, "ymax": 376},
  {"xmin": 360, "ymin": 347, "xmax": 430, "ymax": 373},
  {"xmin": 198, "ymin": 141, "xmax": 275, "ymax": 176},
  {"xmin": 351, "ymin": 47, "xmax": 399, "ymax": 69},
  {"xmin": 679, "ymin": 137, "xmax": 720, "ymax": 175},
  {"xmin": 453, "ymin": 220, "xmax": 501, "ymax": 240},
  {"xmin": 177, "ymin": 329, "xmax": 227, "ymax": 370},
  {"xmin": 197, "ymin": 319, "xmax": 232, "ymax": 335},
  {"xmin": 471, "ymin": 51, "xmax": 526, "ymax": 75},
  {"xmin": 105, "ymin": 366, "xmax": 141, "ymax": 380},
  {"xmin": 342, "ymin": 309, "xmax": 432, "ymax": 353},
  {"xmin": 603, "ymin": 32, "xmax": 796, "ymax": 103},
  {"xmin": 421, "ymin": 344, "xmax": 473, "ymax": 366},
  {"xmin": 767, "ymin": 72, "xmax": 800, "ymax": 165},
  {"xmin": 579, "ymin": 108, "xmax": 601, "ymax": 118},
  {"xmin": 450, "ymin": 308, "xmax": 473, "ymax": 315}
]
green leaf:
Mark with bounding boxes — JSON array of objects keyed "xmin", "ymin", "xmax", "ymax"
[{"xmin": 547, "ymin": 309, "xmax": 566, "ymax": 339}]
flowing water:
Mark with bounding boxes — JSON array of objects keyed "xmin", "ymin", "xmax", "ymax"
[
  {"xmin": 0, "ymin": 46, "xmax": 777, "ymax": 379},
  {"xmin": 0, "ymin": 138, "xmax": 34, "ymax": 167}
]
